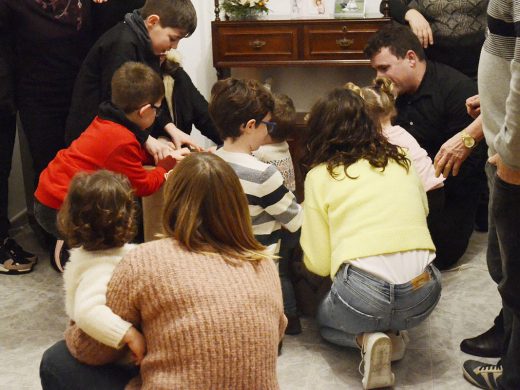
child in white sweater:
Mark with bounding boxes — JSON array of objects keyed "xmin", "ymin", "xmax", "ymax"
[{"xmin": 59, "ymin": 170, "xmax": 145, "ymax": 365}]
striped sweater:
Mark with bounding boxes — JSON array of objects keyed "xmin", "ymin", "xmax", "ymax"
[
  {"xmin": 478, "ymin": 0, "xmax": 520, "ymax": 169},
  {"xmin": 215, "ymin": 149, "xmax": 302, "ymax": 251}
]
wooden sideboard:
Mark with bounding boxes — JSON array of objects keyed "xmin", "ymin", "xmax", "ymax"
[
  {"xmin": 210, "ymin": 5, "xmax": 392, "ymax": 201},
  {"xmin": 211, "ymin": 0, "xmax": 391, "ymax": 78},
  {"xmin": 211, "ymin": 17, "xmax": 391, "ymax": 79}
]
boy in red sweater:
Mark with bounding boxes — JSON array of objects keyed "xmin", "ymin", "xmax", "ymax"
[{"xmin": 34, "ymin": 62, "xmax": 186, "ymax": 268}]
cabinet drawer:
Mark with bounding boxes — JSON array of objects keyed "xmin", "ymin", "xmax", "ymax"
[
  {"xmin": 213, "ymin": 25, "xmax": 299, "ymax": 62},
  {"xmin": 303, "ymin": 22, "xmax": 385, "ymax": 61}
]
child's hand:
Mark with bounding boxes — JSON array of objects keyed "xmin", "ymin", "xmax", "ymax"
[
  {"xmin": 157, "ymin": 136, "xmax": 176, "ymax": 150},
  {"xmin": 171, "ymin": 147, "xmax": 191, "ymax": 161},
  {"xmin": 123, "ymin": 327, "xmax": 146, "ymax": 366},
  {"xmin": 145, "ymin": 136, "xmax": 176, "ymax": 163},
  {"xmin": 164, "ymin": 123, "xmax": 203, "ymax": 151}
]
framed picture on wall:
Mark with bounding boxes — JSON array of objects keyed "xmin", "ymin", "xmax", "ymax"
[
  {"xmin": 301, "ymin": 0, "xmax": 335, "ymax": 18},
  {"xmin": 334, "ymin": 0, "xmax": 365, "ymax": 18}
]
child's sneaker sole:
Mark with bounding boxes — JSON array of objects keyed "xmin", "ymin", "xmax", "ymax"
[
  {"xmin": 362, "ymin": 333, "xmax": 395, "ymax": 389},
  {"xmin": 0, "ymin": 259, "xmax": 34, "ymax": 275}
]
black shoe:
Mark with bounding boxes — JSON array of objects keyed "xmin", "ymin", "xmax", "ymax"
[
  {"xmin": 463, "ymin": 360, "xmax": 501, "ymax": 389},
  {"xmin": 50, "ymin": 240, "xmax": 70, "ymax": 273},
  {"xmin": 285, "ymin": 316, "xmax": 302, "ymax": 335},
  {"xmin": 461, "ymin": 325, "xmax": 503, "ymax": 358},
  {"xmin": 3, "ymin": 237, "xmax": 38, "ymax": 264},
  {"xmin": 0, "ymin": 244, "xmax": 34, "ymax": 275}
]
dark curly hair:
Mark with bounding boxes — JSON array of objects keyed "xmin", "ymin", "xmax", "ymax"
[
  {"xmin": 302, "ymin": 88, "xmax": 410, "ymax": 179},
  {"xmin": 57, "ymin": 170, "xmax": 138, "ymax": 251}
]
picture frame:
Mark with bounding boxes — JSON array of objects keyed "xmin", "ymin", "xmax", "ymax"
[
  {"xmin": 334, "ymin": 0, "xmax": 366, "ymax": 19},
  {"xmin": 299, "ymin": 0, "xmax": 335, "ymax": 19}
]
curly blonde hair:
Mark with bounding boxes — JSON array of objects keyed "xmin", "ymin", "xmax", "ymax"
[
  {"xmin": 344, "ymin": 76, "xmax": 397, "ymax": 125},
  {"xmin": 58, "ymin": 170, "xmax": 138, "ymax": 251}
]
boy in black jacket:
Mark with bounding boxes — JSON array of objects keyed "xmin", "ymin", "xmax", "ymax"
[{"xmin": 65, "ymin": 0, "xmax": 200, "ymax": 161}]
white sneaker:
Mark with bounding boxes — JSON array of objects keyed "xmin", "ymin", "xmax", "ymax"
[
  {"xmin": 360, "ymin": 332, "xmax": 395, "ymax": 389},
  {"xmin": 387, "ymin": 330, "xmax": 409, "ymax": 362}
]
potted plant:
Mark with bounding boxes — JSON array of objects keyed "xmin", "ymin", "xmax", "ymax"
[{"xmin": 222, "ymin": 0, "xmax": 270, "ymax": 20}]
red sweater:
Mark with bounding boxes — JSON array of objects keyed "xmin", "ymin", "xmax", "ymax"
[{"xmin": 35, "ymin": 116, "xmax": 166, "ymax": 209}]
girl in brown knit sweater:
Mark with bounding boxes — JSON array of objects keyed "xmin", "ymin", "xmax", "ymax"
[{"xmin": 40, "ymin": 153, "xmax": 287, "ymax": 390}]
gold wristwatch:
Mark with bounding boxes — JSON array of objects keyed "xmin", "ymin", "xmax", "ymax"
[{"xmin": 461, "ymin": 131, "xmax": 476, "ymax": 149}]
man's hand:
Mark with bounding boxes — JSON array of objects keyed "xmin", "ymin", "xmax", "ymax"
[
  {"xmin": 145, "ymin": 136, "xmax": 176, "ymax": 163},
  {"xmin": 164, "ymin": 123, "xmax": 203, "ymax": 151},
  {"xmin": 489, "ymin": 154, "xmax": 520, "ymax": 185},
  {"xmin": 405, "ymin": 9, "xmax": 434, "ymax": 48},
  {"xmin": 123, "ymin": 327, "xmax": 146, "ymax": 366},
  {"xmin": 434, "ymin": 132, "xmax": 472, "ymax": 177},
  {"xmin": 465, "ymin": 95, "xmax": 481, "ymax": 119}
]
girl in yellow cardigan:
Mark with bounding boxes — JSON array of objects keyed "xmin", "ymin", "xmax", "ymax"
[{"xmin": 300, "ymin": 88, "xmax": 441, "ymax": 390}]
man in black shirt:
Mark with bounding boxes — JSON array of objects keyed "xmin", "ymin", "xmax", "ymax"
[{"xmin": 364, "ymin": 25, "xmax": 487, "ymax": 270}]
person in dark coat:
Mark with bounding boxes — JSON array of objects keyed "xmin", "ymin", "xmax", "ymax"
[
  {"xmin": 0, "ymin": 0, "xmax": 93, "ymax": 178},
  {"xmin": 0, "ymin": 23, "xmax": 38, "ymax": 274},
  {"xmin": 65, "ymin": 0, "xmax": 201, "ymax": 160},
  {"xmin": 91, "ymin": 0, "xmax": 145, "ymax": 41}
]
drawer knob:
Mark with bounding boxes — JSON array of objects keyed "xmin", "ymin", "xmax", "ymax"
[
  {"xmin": 249, "ymin": 39, "xmax": 267, "ymax": 49},
  {"xmin": 336, "ymin": 38, "xmax": 354, "ymax": 49}
]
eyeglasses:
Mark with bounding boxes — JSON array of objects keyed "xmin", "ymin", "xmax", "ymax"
[
  {"xmin": 151, "ymin": 103, "xmax": 162, "ymax": 117},
  {"xmin": 261, "ymin": 120, "xmax": 277, "ymax": 134}
]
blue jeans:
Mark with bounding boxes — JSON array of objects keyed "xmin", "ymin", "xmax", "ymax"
[{"xmin": 317, "ymin": 264, "xmax": 442, "ymax": 348}]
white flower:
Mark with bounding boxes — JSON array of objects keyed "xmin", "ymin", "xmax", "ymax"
[{"xmin": 238, "ymin": 0, "xmax": 249, "ymax": 5}]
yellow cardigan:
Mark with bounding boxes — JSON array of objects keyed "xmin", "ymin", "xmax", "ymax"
[{"xmin": 301, "ymin": 159, "xmax": 435, "ymax": 279}]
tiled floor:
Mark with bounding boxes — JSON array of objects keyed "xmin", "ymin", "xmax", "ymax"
[{"xmin": 1, "ymin": 225, "xmax": 499, "ymax": 389}]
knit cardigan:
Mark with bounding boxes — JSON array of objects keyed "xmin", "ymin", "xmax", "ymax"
[{"xmin": 65, "ymin": 238, "xmax": 287, "ymax": 390}]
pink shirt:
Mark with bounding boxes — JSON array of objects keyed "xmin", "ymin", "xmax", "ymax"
[{"xmin": 383, "ymin": 125, "xmax": 445, "ymax": 192}]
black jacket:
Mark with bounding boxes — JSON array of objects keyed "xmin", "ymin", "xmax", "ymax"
[
  {"xmin": 152, "ymin": 67, "xmax": 221, "ymax": 145},
  {"xmin": 65, "ymin": 11, "xmax": 168, "ymax": 145}
]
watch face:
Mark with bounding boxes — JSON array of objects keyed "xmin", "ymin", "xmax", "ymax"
[{"xmin": 464, "ymin": 136, "xmax": 475, "ymax": 148}]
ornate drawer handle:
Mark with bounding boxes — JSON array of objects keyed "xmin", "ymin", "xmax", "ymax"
[
  {"xmin": 336, "ymin": 38, "xmax": 354, "ymax": 49},
  {"xmin": 249, "ymin": 39, "xmax": 267, "ymax": 49}
]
